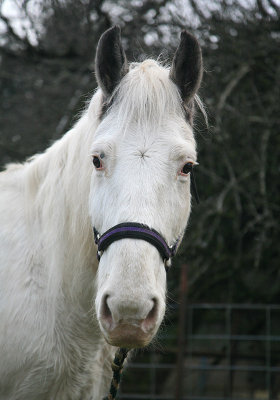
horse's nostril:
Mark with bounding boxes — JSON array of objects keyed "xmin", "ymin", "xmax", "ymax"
[
  {"xmin": 100, "ymin": 294, "xmax": 113, "ymax": 329},
  {"xmin": 99, "ymin": 294, "xmax": 160, "ymax": 336},
  {"xmin": 141, "ymin": 297, "xmax": 158, "ymax": 333}
]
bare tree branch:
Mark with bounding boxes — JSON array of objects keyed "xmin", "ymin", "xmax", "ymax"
[
  {"xmin": 189, "ymin": 0, "xmax": 207, "ymax": 21},
  {"xmin": 217, "ymin": 64, "xmax": 250, "ymax": 114},
  {"xmin": 0, "ymin": 6, "xmax": 35, "ymax": 52},
  {"xmin": 267, "ymin": 0, "xmax": 280, "ymax": 17}
]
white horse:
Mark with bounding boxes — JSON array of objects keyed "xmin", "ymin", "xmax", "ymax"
[{"xmin": 0, "ymin": 26, "xmax": 203, "ymax": 399}]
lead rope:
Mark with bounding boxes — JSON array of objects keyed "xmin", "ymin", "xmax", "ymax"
[{"xmin": 103, "ymin": 347, "xmax": 129, "ymax": 400}]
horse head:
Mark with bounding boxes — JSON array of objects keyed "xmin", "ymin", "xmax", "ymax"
[{"xmin": 90, "ymin": 26, "xmax": 203, "ymax": 348}]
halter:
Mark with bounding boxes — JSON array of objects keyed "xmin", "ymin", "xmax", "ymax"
[{"xmin": 93, "ymin": 169, "xmax": 199, "ymax": 271}]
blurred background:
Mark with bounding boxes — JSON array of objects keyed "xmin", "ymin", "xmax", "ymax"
[{"xmin": 0, "ymin": 0, "xmax": 279, "ymax": 399}]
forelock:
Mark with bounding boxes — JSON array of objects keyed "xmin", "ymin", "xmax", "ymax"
[{"xmin": 103, "ymin": 59, "xmax": 187, "ymax": 133}]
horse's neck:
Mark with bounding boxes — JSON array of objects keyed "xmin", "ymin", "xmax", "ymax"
[{"xmin": 25, "ymin": 93, "xmax": 101, "ymax": 303}]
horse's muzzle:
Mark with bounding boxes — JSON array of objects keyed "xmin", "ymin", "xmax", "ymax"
[
  {"xmin": 98, "ymin": 294, "xmax": 159, "ymax": 348},
  {"xmin": 106, "ymin": 324, "xmax": 153, "ymax": 348}
]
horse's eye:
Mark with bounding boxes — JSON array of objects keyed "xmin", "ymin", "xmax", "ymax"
[
  {"xmin": 180, "ymin": 162, "xmax": 193, "ymax": 176},
  {"xmin": 92, "ymin": 156, "xmax": 103, "ymax": 170}
]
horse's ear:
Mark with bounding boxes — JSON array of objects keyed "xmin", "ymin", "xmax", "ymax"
[
  {"xmin": 95, "ymin": 26, "xmax": 128, "ymax": 98},
  {"xmin": 170, "ymin": 30, "xmax": 203, "ymax": 105}
]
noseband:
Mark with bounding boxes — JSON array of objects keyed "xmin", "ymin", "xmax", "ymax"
[
  {"xmin": 94, "ymin": 222, "xmax": 181, "ymax": 270},
  {"xmin": 93, "ymin": 169, "xmax": 199, "ymax": 271}
]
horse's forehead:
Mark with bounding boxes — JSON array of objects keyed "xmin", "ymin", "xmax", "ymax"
[
  {"xmin": 94, "ymin": 114, "xmax": 196, "ymax": 160},
  {"xmin": 114, "ymin": 134, "xmax": 196, "ymax": 174},
  {"xmin": 123, "ymin": 125, "xmax": 193, "ymax": 146}
]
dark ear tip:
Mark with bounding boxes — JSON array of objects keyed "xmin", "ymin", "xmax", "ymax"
[
  {"xmin": 180, "ymin": 29, "xmax": 189, "ymax": 39},
  {"xmin": 180, "ymin": 30, "xmax": 200, "ymax": 47},
  {"xmin": 103, "ymin": 25, "xmax": 121, "ymax": 39},
  {"xmin": 111, "ymin": 25, "xmax": 121, "ymax": 34},
  {"xmin": 97, "ymin": 26, "xmax": 121, "ymax": 46}
]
